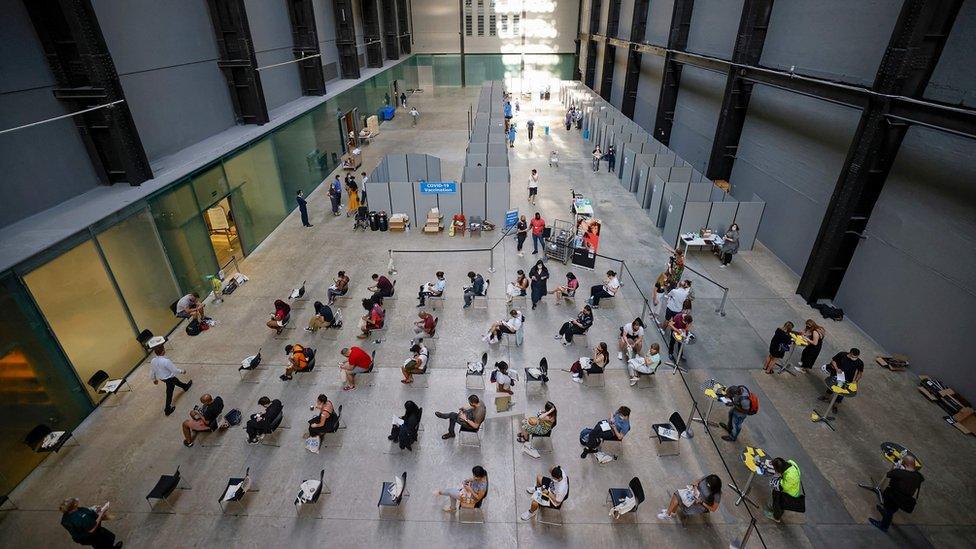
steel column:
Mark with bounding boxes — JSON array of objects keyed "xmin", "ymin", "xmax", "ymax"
[
  {"xmin": 652, "ymin": 0, "xmax": 694, "ymax": 145},
  {"xmin": 286, "ymin": 0, "xmax": 327, "ymax": 95},
  {"xmin": 332, "ymin": 0, "xmax": 361, "ymax": 79},
  {"xmin": 360, "ymin": 0, "xmax": 384, "ymax": 68},
  {"xmin": 382, "ymin": 0, "xmax": 399, "ymax": 59},
  {"xmin": 204, "ymin": 0, "xmax": 270, "ymax": 124},
  {"xmin": 620, "ymin": 0, "xmax": 650, "ymax": 118}
]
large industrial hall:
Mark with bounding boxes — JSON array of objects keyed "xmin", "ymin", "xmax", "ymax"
[{"xmin": 0, "ymin": 1, "xmax": 973, "ymax": 548}]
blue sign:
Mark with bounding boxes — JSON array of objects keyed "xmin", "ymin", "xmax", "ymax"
[
  {"xmin": 505, "ymin": 209, "xmax": 519, "ymax": 229},
  {"xmin": 419, "ymin": 181, "xmax": 457, "ymax": 194}
]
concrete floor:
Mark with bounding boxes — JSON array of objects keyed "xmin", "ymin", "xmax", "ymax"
[{"xmin": 2, "ymin": 85, "xmax": 975, "ymax": 549}]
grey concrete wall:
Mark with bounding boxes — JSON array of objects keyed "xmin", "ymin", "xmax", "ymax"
[
  {"xmin": 93, "ymin": 0, "xmax": 237, "ymax": 161},
  {"xmin": 668, "ymin": 66, "xmax": 723, "ymax": 173},
  {"xmin": 925, "ymin": 0, "xmax": 976, "ymax": 108},
  {"xmin": 632, "ymin": 53, "xmax": 664, "ymax": 132},
  {"xmin": 685, "ymin": 0, "xmax": 742, "ymax": 59},
  {"xmin": 835, "ymin": 127, "xmax": 976, "ymax": 399},
  {"xmin": 0, "ymin": 0, "xmax": 104, "ymax": 228},
  {"xmin": 761, "ymin": 0, "xmax": 900, "ymax": 86},
  {"xmin": 245, "ymin": 0, "xmax": 303, "ymax": 110},
  {"xmin": 312, "ymin": 0, "xmax": 342, "ymax": 82},
  {"xmin": 644, "ymin": 0, "xmax": 673, "ymax": 46},
  {"xmin": 728, "ymin": 85, "xmax": 860, "ymax": 274}
]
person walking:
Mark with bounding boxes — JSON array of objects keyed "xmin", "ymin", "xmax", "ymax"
[
  {"xmin": 515, "ymin": 214, "xmax": 528, "ymax": 257},
  {"xmin": 409, "ymin": 106, "xmax": 420, "ymax": 126},
  {"xmin": 591, "ymin": 146, "xmax": 602, "ymax": 172},
  {"xmin": 869, "ymin": 454, "xmax": 923, "ymax": 532},
  {"xmin": 720, "ymin": 385, "xmax": 755, "ymax": 442},
  {"xmin": 59, "ymin": 498, "xmax": 122, "ymax": 549},
  {"xmin": 328, "ymin": 175, "xmax": 342, "ymax": 216},
  {"xmin": 400, "ymin": 92, "xmax": 407, "ymax": 108},
  {"xmin": 527, "ymin": 169, "xmax": 540, "ymax": 206},
  {"xmin": 508, "ymin": 124, "xmax": 517, "ymax": 148},
  {"xmin": 526, "ymin": 119, "xmax": 535, "ymax": 141},
  {"xmin": 606, "ymin": 145, "xmax": 616, "ymax": 173},
  {"xmin": 296, "ymin": 190, "xmax": 312, "ymax": 227},
  {"xmin": 529, "ymin": 212, "xmax": 546, "ymax": 255},
  {"xmin": 529, "ymin": 260, "xmax": 549, "ymax": 310},
  {"xmin": 150, "ymin": 345, "xmax": 191, "ymax": 416}
]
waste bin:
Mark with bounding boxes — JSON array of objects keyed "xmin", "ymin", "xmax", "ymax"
[
  {"xmin": 378, "ymin": 211, "xmax": 389, "ymax": 231},
  {"xmin": 369, "ymin": 211, "xmax": 380, "ymax": 231},
  {"xmin": 583, "ymin": 129, "xmax": 590, "ymax": 140},
  {"xmin": 544, "ymin": 125, "xmax": 550, "ymax": 136}
]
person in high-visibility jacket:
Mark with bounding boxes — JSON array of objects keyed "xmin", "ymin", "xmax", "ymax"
[{"xmin": 766, "ymin": 457, "xmax": 802, "ymax": 522}]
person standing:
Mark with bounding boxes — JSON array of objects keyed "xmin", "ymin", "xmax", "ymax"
[
  {"xmin": 59, "ymin": 498, "xmax": 121, "ymax": 549},
  {"xmin": 527, "ymin": 169, "xmax": 540, "ymax": 205},
  {"xmin": 719, "ymin": 223, "xmax": 740, "ymax": 266},
  {"xmin": 591, "ymin": 146, "xmax": 602, "ymax": 172},
  {"xmin": 151, "ymin": 345, "xmax": 191, "ymax": 416},
  {"xmin": 663, "ymin": 280, "xmax": 690, "ymax": 324},
  {"xmin": 796, "ymin": 319, "xmax": 826, "ymax": 373},
  {"xmin": 345, "ymin": 177, "xmax": 360, "ymax": 217},
  {"xmin": 529, "ymin": 212, "xmax": 546, "ymax": 255},
  {"xmin": 763, "ymin": 321, "xmax": 795, "ymax": 374},
  {"xmin": 869, "ymin": 455, "xmax": 923, "ymax": 532},
  {"xmin": 529, "ymin": 260, "xmax": 549, "ymax": 310},
  {"xmin": 409, "ymin": 106, "xmax": 420, "ymax": 126},
  {"xmin": 296, "ymin": 190, "xmax": 312, "ymax": 227},
  {"xmin": 504, "ymin": 100, "xmax": 513, "ymax": 131},
  {"xmin": 526, "ymin": 119, "xmax": 535, "ymax": 141},
  {"xmin": 400, "ymin": 92, "xmax": 407, "ymax": 108},
  {"xmin": 329, "ymin": 175, "xmax": 342, "ymax": 216},
  {"xmin": 818, "ymin": 348, "xmax": 864, "ymax": 413},
  {"xmin": 720, "ymin": 385, "xmax": 755, "ymax": 442},
  {"xmin": 515, "ymin": 214, "xmax": 528, "ymax": 257},
  {"xmin": 606, "ymin": 145, "xmax": 616, "ymax": 173},
  {"xmin": 764, "ymin": 457, "xmax": 802, "ymax": 523},
  {"xmin": 508, "ymin": 124, "xmax": 517, "ymax": 148}
]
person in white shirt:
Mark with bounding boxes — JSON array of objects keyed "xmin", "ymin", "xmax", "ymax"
[
  {"xmin": 628, "ymin": 342, "xmax": 663, "ymax": 385},
  {"xmin": 618, "ymin": 318, "xmax": 645, "ymax": 360},
  {"xmin": 175, "ymin": 292, "xmax": 205, "ymax": 323},
  {"xmin": 484, "ymin": 309, "xmax": 523, "ymax": 343},
  {"xmin": 409, "ymin": 106, "xmax": 420, "ymax": 126},
  {"xmin": 527, "ymin": 169, "xmax": 540, "ymax": 205},
  {"xmin": 549, "ymin": 150, "xmax": 558, "ymax": 168},
  {"xmin": 400, "ymin": 343, "xmax": 429, "ymax": 384},
  {"xmin": 520, "ymin": 466, "xmax": 569, "ymax": 520},
  {"xmin": 664, "ymin": 280, "xmax": 691, "ymax": 323},
  {"xmin": 588, "ymin": 270, "xmax": 620, "ymax": 307},
  {"xmin": 417, "ymin": 271, "xmax": 446, "ymax": 306},
  {"xmin": 150, "ymin": 346, "xmax": 192, "ymax": 416}
]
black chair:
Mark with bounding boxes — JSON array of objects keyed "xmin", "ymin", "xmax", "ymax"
[
  {"xmin": 289, "ymin": 280, "xmax": 306, "ymax": 300},
  {"xmin": 386, "ymin": 408, "xmax": 424, "ymax": 454},
  {"xmin": 377, "ymin": 471, "xmax": 409, "ymax": 518},
  {"xmin": 473, "ymin": 279, "xmax": 491, "ymax": 310},
  {"xmin": 459, "ymin": 480, "xmax": 488, "ymax": 524},
  {"xmin": 355, "ymin": 351, "xmax": 377, "ymax": 387},
  {"xmin": 146, "ymin": 466, "xmax": 189, "ymax": 512},
  {"xmin": 538, "ymin": 477, "xmax": 569, "ymax": 526},
  {"xmin": 608, "ymin": 477, "xmax": 645, "ymax": 521},
  {"xmin": 294, "ymin": 469, "xmax": 330, "ymax": 513},
  {"xmin": 529, "ymin": 409, "xmax": 557, "ymax": 454},
  {"xmin": 296, "ymin": 348, "xmax": 318, "ymax": 386},
  {"xmin": 321, "ymin": 405, "xmax": 345, "ymax": 447},
  {"xmin": 524, "ymin": 357, "xmax": 549, "ymax": 393},
  {"xmin": 258, "ymin": 409, "xmax": 286, "ymax": 447},
  {"xmin": 238, "ymin": 348, "xmax": 264, "ymax": 382},
  {"xmin": 24, "ymin": 424, "xmax": 74, "ymax": 454},
  {"xmin": 651, "ymin": 412, "xmax": 686, "ymax": 457},
  {"xmin": 86, "ymin": 370, "xmax": 132, "ymax": 406},
  {"xmin": 218, "ymin": 467, "xmax": 257, "ymax": 515},
  {"xmin": 169, "ymin": 299, "xmax": 179, "ymax": 315}
]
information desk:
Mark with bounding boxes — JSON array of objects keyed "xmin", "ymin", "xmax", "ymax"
[{"xmin": 677, "ymin": 232, "xmax": 720, "ymax": 253}]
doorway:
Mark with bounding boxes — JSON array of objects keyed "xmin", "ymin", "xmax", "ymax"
[
  {"xmin": 339, "ymin": 107, "xmax": 360, "ymax": 153},
  {"xmin": 203, "ymin": 197, "xmax": 242, "ymax": 268}
]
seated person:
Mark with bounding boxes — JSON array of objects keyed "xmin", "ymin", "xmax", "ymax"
[
  {"xmin": 245, "ymin": 396, "xmax": 283, "ymax": 444},
  {"xmin": 176, "ymin": 292, "xmax": 206, "ymax": 323},
  {"xmin": 491, "ymin": 361, "xmax": 515, "ymax": 412},
  {"xmin": 305, "ymin": 301, "xmax": 336, "ymax": 333},
  {"xmin": 388, "ymin": 400, "xmax": 422, "ymax": 451},
  {"xmin": 483, "ymin": 309, "xmax": 524, "ymax": 344},
  {"xmin": 358, "ymin": 297, "xmax": 385, "ymax": 339},
  {"xmin": 434, "ymin": 394, "xmax": 486, "ymax": 439},
  {"xmin": 627, "ymin": 342, "xmax": 663, "ymax": 385},
  {"xmin": 435, "ymin": 466, "xmax": 488, "ymax": 513},
  {"xmin": 618, "ymin": 318, "xmax": 645, "ymax": 360},
  {"xmin": 417, "ymin": 271, "xmax": 447, "ymax": 306},
  {"xmin": 520, "ymin": 466, "xmax": 569, "ymax": 520},
  {"xmin": 339, "ymin": 345, "xmax": 372, "ymax": 391},
  {"xmin": 181, "ymin": 393, "xmax": 224, "ymax": 447},
  {"xmin": 266, "ymin": 299, "xmax": 291, "ymax": 335},
  {"xmin": 549, "ymin": 272, "xmax": 579, "ymax": 304},
  {"xmin": 517, "ymin": 401, "xmax": 557, "ymax": 457},
  {"xmin": 580, "ymin": 406, "xmax": 631, "ymax": 462},
  {"xmin": 327, "ymin": 271, "xmax": 350, "ymax": 305},
  {"xmin": 765, "ymin": 457, "xmax": 802, "ymax": 523},
  {"xmin": 506, "ymin": 270, "xmax": 529, "ymax": 304},
  {"xmin": 567, "ymin": 342, "xmax": 609, "ymax": 383},
  {"xmin": 462, "ymin": 271, "xmax": 486, "ymax": 308},
  {"xmin": 555, "ymin": 304, "xmax": 593, "ymax": 344},
  {"xmin": 369, "ymin": 273, "xmax": 395, "ymax": 300},
  {"xmin": 587, "ymin": 270, "xmax": 620, "ymax": 307},
  {"xmin": 411, "ymin": 311, "xmax": 436, "ymax": 344},
  {"xmin": 280, "ymin": 343, "xmax": 312, "ymax": 381},
  {"xmin": 307, "ymin": 394, "xmax": 337, "ymax": 439},
  {"xmin": 658, "ymin": 475, "xmax": 723, "ymax": 520},
  {"xmin": 400, "ymin": 343, "xmax": 429, "ymax": 384}
]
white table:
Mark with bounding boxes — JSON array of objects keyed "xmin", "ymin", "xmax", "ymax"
[{"xmin": 678, "ymin": 233, "xmax": 720, "ymax": 254}]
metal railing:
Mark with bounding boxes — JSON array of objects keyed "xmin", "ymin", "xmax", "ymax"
[{"xmin": 388, "ymin": 224, "xmax": 516, "ymax": 274}]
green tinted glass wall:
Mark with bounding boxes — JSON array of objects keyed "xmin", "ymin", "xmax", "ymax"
[
  {"xmin": 433, "ymin": 55, "xmax": 462, "ymax": 86},
  {"xmin": 0, "ymin": 274, "xmax": 92, "ymax": 495},
  {"xmin": 96, "ymin": 209, "xmax": 182, "ymax": 337},
  {"xmin": 23, "ymin": 240, "xmax": 146, "ymax": 401},
  {"xmin": 224, "ymin": 139, "xmax": 288, "ymax": 253},
  {"xmin": 273, "ymin": 114, "xmax": 325, "ymax": 199},
  {"xmin": 192, "ymin": 164, "xmax": 230, "ymax": 209},
  {"xmin": 149, "ymin": 180, "xmax": 219, "ymax": 296}
]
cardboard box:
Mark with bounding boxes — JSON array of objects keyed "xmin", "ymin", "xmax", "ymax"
[
  {"xmin": 876, "ymin": 354, "xmax": 909, "ymax": 371},
  {"xmin": 952, "ymin": 408, "xmax": 976, "ymax": 435}
]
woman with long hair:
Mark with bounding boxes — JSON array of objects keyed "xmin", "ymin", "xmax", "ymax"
[
  {"xmin": 567, "ymin": 342, "xmax": 609, "ymax": 383},
  {"xmin": 797, "ymin": 319, "xmax": 826, "ymax": 373}
]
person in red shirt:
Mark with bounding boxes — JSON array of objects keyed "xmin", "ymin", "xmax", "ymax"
[
  {"xmin": 340, "ymin": 346, "xmax": 372, "ymax": 391},
  {"xmin": 266, "ymin": 299, "xmax": 291, "ymax": 335},
  {"xmin": 358, "ymin": 297, "xmax": 386, "ymax": 339},
  {"xmin": 529, "ymin": 212, "xmax": 546, "ymax": 255},
  {"xmin": 667, "ymin": 312, "xmax": 693, "ymax": 361},
  {"xmin": 411, "ymin": 311, "xmax": 437, "ymax": 345}
]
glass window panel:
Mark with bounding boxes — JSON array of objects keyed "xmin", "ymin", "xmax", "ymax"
[
  {"xmin": 191, "ymin": 164, "xmax": 229, "ymax": 209},
  {"xmin": 312, "ymin": 105, "xmax": 342, "ymax": 173},
  {"xmin": 273, "ymin": 114, "xmax": 326, "ymax": 199},
  {"xmin": 433, "ymin": 55, "xmax": 462, "ymax": 86},
  {"xmin": 223, "ymin": 139, "xmax": 288, "ymax": 252},
  {"xmin": 96, "ymin": 209, "xmax": 182, "ymax": 337},
  {"xmin": 23, "ymin": 241, "xmax": 145, "ymax": 402},
  {"xmin": 0, "ymin": 274, "xmax": 92, "ymax": 494},
  {"xmin": 149, "ymin": 181, "xmax": 218, "ymax": 296}
]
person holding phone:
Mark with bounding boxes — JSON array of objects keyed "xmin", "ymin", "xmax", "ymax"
[{"xmin": 520, "ymin": 466, "xmax": 569, "ymax": 521}]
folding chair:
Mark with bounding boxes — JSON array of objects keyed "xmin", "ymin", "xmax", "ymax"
[
  {"xmin": 386, "ymin": 408, "xmax": 424, "ymax": 454},
  {"xmin": 607, "ymin": 477, "xmax": 644, "ymax": 522},
  {"xmin": 472, "ymin": 279, "xmax": 491, "ymax": 310},
  {"xmin": 321, "ymin": 309, "xmax": 344, "ymax": 341},
  {"xmin": 458, "ymin": 484, "xmax": 488, "ymax": 524},
  {"xmin": 377, "ymin": 472, "xmax": 409, "ymax": 519},
  {"xmin": 273, "ymin": 313, "xmax": 295, "ymax": 339},
  {"xmin": 137, "ymin": 329, "xmax": 168, "ymax": 352},
  {"xmin": 633, "ymin": 369, "xmax": 656, "ymax": 389},
  {"xmin": 466, "ymin": 353, "xmax": 488, "ymax": 390},
  {"xmin": 651, "ymin": 412, "xmax": 686, "ymax": 457},
  {"xmin": 87, "ymin": 370, "xmax": 132, "ymax": 406},
  {"xmin": 218, "ymin": 467, "xmax": 258, "ymax": 515},
  {"xmin": 238, "ymin": 348, "xmax": 264, "ymax": 383},
  {"xmin": 529, "ymin": 417, "xmax": 557, "ymax": 455},
  {"xmin": 538, "ymin": 478, "xmax": 568, "ymax": 526},
  {"xmin": 570, "ymin": 328, "xmax": 589, "ymax": 347},
  {"xmin": 583, "ymin": 369, "xmax": 605, "ymax": 388},
  {"xmin": 257, "ymin": 409, "xmax": 287, "ymax": 447},
  {"xmin": 24, "ymin": 424, "xmax": 76, "ymax": 462},
  {"xmin": 409, "ymin": 356, "xmax": 431, "ymax": 388},
  {"xmin": 288, "ymin": 280, "xmax": 308, "ymax": 306},
  {"xmin": 146, "ymin": 466, "xmax": 190, "ymax": 512},
  {"xmin": 503, "ymin": 318, "xmax": 525, "ymax": 347},
  {"xmin": 296, "ymin": 348, "xmax": 323, "ymax": 387},
  {"xmin": 459, "ymin": 424, "xmax": 482, "ymax": 448},
  {"xmin": 426, "ymin": 293, "xmax": 446, "ymax": 310},
  {"xmin": 524, "ymin": 357, "xmax": 549, "ymax": 395},
  {"xmin": 422, "ymin": 317, "xmax": 440, "ymax": 351},
  {"xmin": 383, "ymin": 280, "xmax": 398, "ymax": 309},
  {"xmin": 294, "ymin": 469, "xmax": 331, "ymax": 515},
  {"xmin": 354, "ymin": 351, "xmax": 377, "ymax": 388},
  {"xmin": 321, "ymin": 405, "xmax": 346, "ymax": 448}
]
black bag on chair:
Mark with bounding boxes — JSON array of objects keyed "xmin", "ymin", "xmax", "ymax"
[{"xmin": 185, "ymin": 319, "xmax": 202, "ymax": 336}]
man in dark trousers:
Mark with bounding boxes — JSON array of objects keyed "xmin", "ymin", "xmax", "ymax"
[
  {"xmin": 400, "ymin": 92, "xmax": 407, "ymax": 108},
  {"xmin": 526, "ymin": 119, "xmax": 535, "ymax": 141},
  {"xmin": 59, "ymin": 498, "xmax": 122, "ymax": 548},
  {"xmin": 246, "ymin": 396, "xmax": 283, "ymax": 444},
  {"xmin": 870, "ymin": 454, "xmax": 923, "ymax": 532},
  {"xmin": 296, "ymin": 190, "xmax": 312, "ymax": 227},
  {"xmin": 720, "ymin": 385, "xmax": 754, "ymax": 442}
]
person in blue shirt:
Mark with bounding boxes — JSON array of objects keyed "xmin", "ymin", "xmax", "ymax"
[
  {"xmin": 508, "ymin": 124, "xmax": 517, "ymax": 148},
  {"xmin": 580, "ymin": 406, "xmax": 631, "ymax": 462},
  {"xmin": 328, "ymin": 175, "xmax": 342, "ymax": 216}
]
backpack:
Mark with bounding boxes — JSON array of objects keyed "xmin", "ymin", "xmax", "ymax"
[
  {"xmin": 224, "ymin": 409, "xmax": 243, "ymax": 426},
  {"xmin": 185, "ymin": 319, "xmax": 202, "ymax": 336},
  {"xmin": 746, "ymin": 392, "xmax": 760, "ymax": 415}
]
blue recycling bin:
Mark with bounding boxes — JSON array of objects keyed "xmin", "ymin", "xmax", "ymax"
[
  {"xmin": 582, "ymin": 128, "xmax": 590, "ymax": 140},
  {"xmin": 544, "ymin": 125, "xmax": 550, "ymax": 136},
  {"xmin": 380, "ymin": 105, "xmax": 395, "ymax": 120}
]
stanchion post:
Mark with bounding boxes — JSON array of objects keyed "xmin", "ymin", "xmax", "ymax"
[
  {"xmin": 488, "ymin": 247, "xmax": 496, "ymax": 273},
  {"xmin": 729, "ymin": 518, "xmax": 757, "ymax": 549},
  {"xmin": 716, "ymin": 287, "xmax": 729, "ymax": 316}
]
